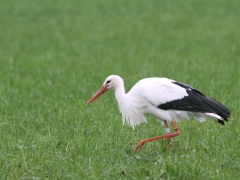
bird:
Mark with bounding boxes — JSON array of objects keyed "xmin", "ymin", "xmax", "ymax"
[{"xmin": 87, "ymin": 75, "xmax": 231, "ymax": 153}]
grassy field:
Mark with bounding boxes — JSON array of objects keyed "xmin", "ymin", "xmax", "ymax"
[{"xmin": 0, "ymin": 0, "xmax": 239, "ymax": 179}]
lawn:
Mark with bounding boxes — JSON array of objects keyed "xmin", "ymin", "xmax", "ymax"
[{"xmin": 0, "ymin": 0, "xmax": 239, "ymax": 179}]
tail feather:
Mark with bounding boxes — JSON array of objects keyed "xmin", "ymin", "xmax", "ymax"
[{"xmin": 205, "ymin": 112, "xmax": 225, "ymax": 125}]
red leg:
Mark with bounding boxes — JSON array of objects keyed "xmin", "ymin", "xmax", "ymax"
[
  {"xmin": 134, "ymin": 120, "xmax": 180, "ymax": 153},
  {"xmin": 164, "ymin": 120, "xmax": 171, "ymax": 150}
]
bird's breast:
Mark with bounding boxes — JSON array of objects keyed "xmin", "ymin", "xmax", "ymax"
[{"xmin": 117, "ymin": 98, "xmax": 147, "ymax": 128}]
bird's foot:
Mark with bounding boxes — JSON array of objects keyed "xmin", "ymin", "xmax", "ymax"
[
  {"xmin": 134, "ymin": 140, "xmax": 147, "ymax": 153},
  {"xmin": 133, "ymin": 121, "xmax": 179, "ymax": 153}
]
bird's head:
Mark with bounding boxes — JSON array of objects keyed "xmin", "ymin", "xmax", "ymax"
[
  {"xmin": 87, "ymin": 75, "xmax": 124, "ymax": 104},
  {"xmin": 103, "ymin": 75, "xmax": 124, "ymax": 90}
]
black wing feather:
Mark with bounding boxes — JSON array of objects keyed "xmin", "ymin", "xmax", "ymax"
[{"xmin": 158, "ymin": 81, "xmax": 231, "ymax": 123}]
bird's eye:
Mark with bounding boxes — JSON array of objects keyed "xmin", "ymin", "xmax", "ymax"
[{"xmin": 106, "ymin": 80, "xmax": 111, "ymax": 84}]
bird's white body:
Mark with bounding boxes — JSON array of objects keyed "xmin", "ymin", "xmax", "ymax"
[{"xmin": 114, "ymin": 77, "xmax": 206, "ymax": 128}]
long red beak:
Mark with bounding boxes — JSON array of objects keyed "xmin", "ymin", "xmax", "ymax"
[{"xmin": 87, "ymin": 86, "xmax": 108, "ymax": 104}]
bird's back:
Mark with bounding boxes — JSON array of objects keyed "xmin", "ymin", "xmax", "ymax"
[{"xmin": 128, "ymin": 77, "xmax": 188, "ymax": 106}]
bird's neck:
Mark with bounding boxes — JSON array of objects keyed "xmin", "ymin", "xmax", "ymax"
[{"xmin": 114, "ymin": 85, "xmax": 126, "ymax": 102}]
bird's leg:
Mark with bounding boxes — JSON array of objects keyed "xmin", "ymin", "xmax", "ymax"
[
  {"xmin": 164, "ymin": 120, "xmax": 171, "ymax": 150},
  {"xmin": 134, "ymin": 120, "xmax": 180, "ymax": 153}
]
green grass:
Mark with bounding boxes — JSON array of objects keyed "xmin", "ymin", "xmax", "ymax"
[{"xmin": 0, "ymin": 0, "xmax": 239, "ymax": 179}]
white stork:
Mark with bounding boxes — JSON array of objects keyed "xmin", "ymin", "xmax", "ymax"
[{"xmin": 87, "ymin": 75, "xmax": 231, "ymax": 153}]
